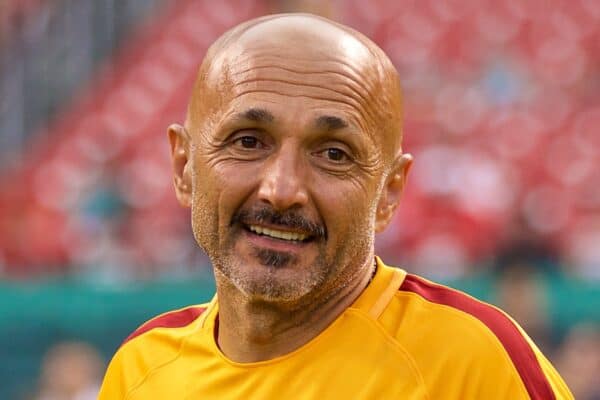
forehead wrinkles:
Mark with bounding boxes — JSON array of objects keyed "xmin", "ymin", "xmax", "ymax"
[{"xmin": 220, "ymin": 50, "xmax": 384, "ymax": 136}]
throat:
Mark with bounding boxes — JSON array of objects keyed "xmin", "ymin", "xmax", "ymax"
[
  {"xmin": 215, "ymin": 306, "xmax": 316, "ymax": 363},
  {"xmin": 214, "ymin": 258, "xmax": 377, "ymax": 363}
]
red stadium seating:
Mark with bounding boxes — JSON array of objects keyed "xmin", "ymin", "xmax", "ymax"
[
  {"xmin": 337, "ymin": 0, "xmax": 600, "ymax": 277},
  {"xmin": 0, "ymin": 0, "xmax": 267, "ymax": 276},
  {"xmin": 0, "ymin": 0, "xmax": 598, "ymax": 279}
]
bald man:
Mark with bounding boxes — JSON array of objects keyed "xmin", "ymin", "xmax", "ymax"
[{"xmin": 99, "ymin": 14, "xmax": 572, "ymax": 399}]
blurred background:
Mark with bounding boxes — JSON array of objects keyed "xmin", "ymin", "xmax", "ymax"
[{"xmin": 0, "ymin": 0, "xmax": 598, "ymax": 398}]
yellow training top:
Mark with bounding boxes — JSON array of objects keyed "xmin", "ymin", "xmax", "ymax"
[{"xmin": 99, "ymin": 258, "xmax": 573, "ymax": 399}]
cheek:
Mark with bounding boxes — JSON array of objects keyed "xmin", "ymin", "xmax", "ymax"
[
  {"xmin": 191, "ymin": 160, "xmax": 258, "ymax": 238},
  {"xmin": 189, "ymin": 175, "xmax": 218, "ymax": 251},
  {"xmin": 214, "ymin": 166, "xmax": 255, "ymax": 222},
  {"xmin": 188, "ymin": 157, "xmax": 225, "ymax": 250},
  {"xmin": 312, "ymin": 178, "xmax": 378, "ymax": 274},
  {"xmin": 312, "ymin": 175, "xmax": 378, "ymax": 238}
]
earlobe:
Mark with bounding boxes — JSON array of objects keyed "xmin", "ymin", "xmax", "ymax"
[
  {"xmin": 168, "ymin": 124, "xmax": 193, "ymax": 208},
  {"xmin": 375, "ymin": 153, "xmax": 413, "ymax": 233}
]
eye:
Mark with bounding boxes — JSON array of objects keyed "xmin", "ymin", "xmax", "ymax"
[
  {"xmin": 325, "ymin": 148, "xmax": 347, "ymax": 161},
  {"xmin": 233, "ymin": 135, "xmax": 262, "ymax": 149},
  {"xmin": 315, "ymin": 147, "xmax": 351, "ymax": 164}
]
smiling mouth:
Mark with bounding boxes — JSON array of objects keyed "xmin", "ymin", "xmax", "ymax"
[{"xmin": 245, "ymin": 224, "xmax": 311, "ymax": 242}]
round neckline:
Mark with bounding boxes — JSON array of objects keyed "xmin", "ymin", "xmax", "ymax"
[{"xmin": 202, "ymin": 257, "xmax": 403, "ymax": 368}]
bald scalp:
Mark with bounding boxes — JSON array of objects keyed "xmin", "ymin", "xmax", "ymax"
[{"xmin": 186, "ymin": 13, "xmax": 404, "ymax": 159}]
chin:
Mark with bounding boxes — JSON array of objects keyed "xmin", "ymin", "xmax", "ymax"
[
  {"xmin": 218, "ymin": 257, "xmax": 323, "ymax": 304},
  {"xmin": 252, "ymin": 248, "xmax": 299, "ymax": 269},
  {"xmin": 240, "ymin": 268, "xmax": 319, "ymax": 303},
  {"xmin": 241, "ymin": 288, "xmax": 306, "ymax": 304}
]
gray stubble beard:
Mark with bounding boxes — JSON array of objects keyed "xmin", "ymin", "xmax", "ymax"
[{"xmin": 211, "ymin": 241, "xmax": 331, "ymax": 305}]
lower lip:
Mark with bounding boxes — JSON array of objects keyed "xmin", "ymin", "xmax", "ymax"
[{"xmin": 242, "ymin": 229, "xmax": 312, "ymax": 252}]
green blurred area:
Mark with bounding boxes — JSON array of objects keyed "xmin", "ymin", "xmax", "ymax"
[
  {"xmin": 0, "ymin": 272, "xmax": 598, "ymax": 400},
  {"xmin": 0, "ymin": 274, "xmax": 216, "ymax": 400}
]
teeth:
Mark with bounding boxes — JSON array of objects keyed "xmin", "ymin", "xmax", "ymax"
[{"xmin": 249, "ymin": 225, "xmax": 307, "ymax": 241}]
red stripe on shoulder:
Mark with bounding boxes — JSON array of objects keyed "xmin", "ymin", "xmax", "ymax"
[
  {"xmin": 400, "ymin": 274, "xmax": 555, "ymax": 400},
  {"xmin": 122, "ymin": 306, "xmax": 207, "ymax": 346}
]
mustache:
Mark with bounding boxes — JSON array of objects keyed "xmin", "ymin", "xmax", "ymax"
[{"xmin": 232, "ymin": 206, "xmax": 326, "ymax": 239}]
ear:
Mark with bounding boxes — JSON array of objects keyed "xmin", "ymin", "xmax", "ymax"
[
  {"xmin": 168, "ymin": 124, "xmax": 193, "ymax": 207},
  {"xmin": 375, "ymin": 153, "xmax": 413, "ymax": 233}
]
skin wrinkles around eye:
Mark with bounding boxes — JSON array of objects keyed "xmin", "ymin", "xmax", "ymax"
[
  {"xmin": 225, "ymin": 130, "xmax": 355, "ymax": 170},
  {"xmin": 309, "ymin": 124, "xmax": 381, "ymax": 173},
  {"xmin": 309, "ymin": 140, "xmax": 384, "ymax": 180},
  {"xmin": 220, "ymin": 126, "xmax": 377, "ymax": 180},
  {"xmin": 193, "ymin": 125, "xmax": 264, "ymax": 170},
  {"xmin": 204, "ymin": 92, "xmax": 382, "ymax": 176},
  {"xmin": 311, "ymin": 147, "xmax": 353, "ymax": 173}
]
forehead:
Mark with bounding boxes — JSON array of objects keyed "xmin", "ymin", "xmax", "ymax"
[
  {"xmin": 226, "ymin": 15, "xmax": 374, "ymax": 68},
  {"xmin": 205, "ymin": 18, "xmax": 384, "ymax": 137}
]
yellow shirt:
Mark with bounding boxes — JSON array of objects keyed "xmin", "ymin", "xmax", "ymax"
[{"xmin": 99, "ymin": 259, "xmax": 573, "ymax": 399}]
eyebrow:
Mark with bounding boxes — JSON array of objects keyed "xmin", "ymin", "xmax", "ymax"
[
  {"xmin": 234, "ymin": 107, "xmax": 275, "ymax": 123},
  {"xmin": 314, "ymin": 115, "xmax": 349, "ymax": 131}
]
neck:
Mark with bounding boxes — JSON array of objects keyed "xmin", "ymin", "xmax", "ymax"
[{"xmin": 215, "ymin": 257, "xmax": 375, "ymax": 363}]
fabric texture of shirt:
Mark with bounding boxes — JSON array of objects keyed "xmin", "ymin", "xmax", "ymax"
[{"xmin": 98, "ymin": 258, "xmax": 573, "ymax": 399}]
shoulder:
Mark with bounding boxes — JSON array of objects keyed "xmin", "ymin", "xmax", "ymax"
[
  {"xmin": 121, "ymin": 304, "xmax": 209, "ymax": 347},
  {"xmin": 98, "ymin": 304, "xmax": 210, "ymax": 400},
  {"xmin": 384, "ymin": 273, "xmax": 558, "ymax": 399},
  {"xmin": 393, "ymin": 273, "xmax": 532, "ymax": 364},
  {"xmin": 396, "ymin": 273, "xmax": 524, "ymax": 348},
  {"xmin": 116, "ymin": 303, "xmax": 210, "ymax": 362}
]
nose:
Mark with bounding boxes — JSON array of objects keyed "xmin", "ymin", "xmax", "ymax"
[{"xmin": 257, "ymin": 144, "xmax": 309, "ymax": 210}]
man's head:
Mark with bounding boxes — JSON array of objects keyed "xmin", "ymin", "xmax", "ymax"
[{"xmin": 168, "ymin": 14, "xmax": 412, "ymax": 306}]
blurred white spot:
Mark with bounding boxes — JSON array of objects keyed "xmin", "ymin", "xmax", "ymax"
[
  {"xmin": 413, "ymin": 145, "xmax": 462, "ymax": 196},
  {"xmin": 412, "ymin": 234, "xmax": 469, "ymax": 279},
  {"xmin": 456, "ymin": 155, "xmax": 516, "ymax": 214}
]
